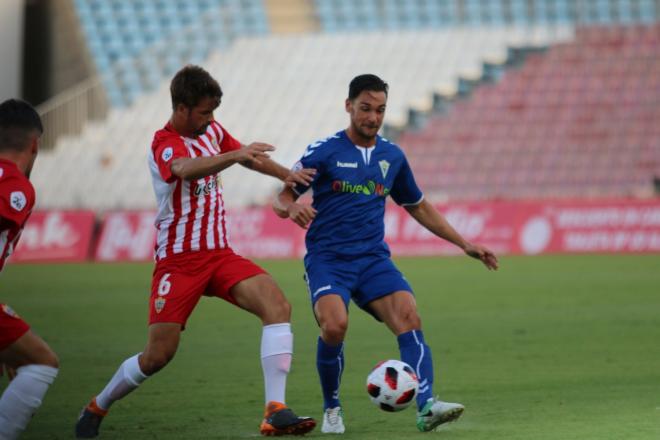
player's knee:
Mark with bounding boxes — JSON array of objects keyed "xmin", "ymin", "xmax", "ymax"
[
  {"xmin": 141, "ymin": 349, "xmax": 175, "ymax": 375},
  {"xmin": 261, "ymin": 293, "xmax": 291, "ymax": 323},
  {"xmin": 400, "ymin": 308, "xmax": 421, "ymax": 331},
  {"xmin": 321, "ymin": 319, "xmax": 348, "ymax": 344},
  {"xmin": 25, "ymin": 339, "xmax": 59, "ymax": 369},
  {"xmin": 274, "ymin": 298, "xmax": 292, "ymax": 321},
  {"xmin": 39, "ymin": 347, "xmax": 59, "ymax": 369},
  {"xmin": 141, "ymin": 355, "xmax": 170, "ymax": 375}
]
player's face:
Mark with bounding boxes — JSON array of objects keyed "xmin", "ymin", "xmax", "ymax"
[
  {"xmin": 346, "ymin": 90, "xmax": 387, "ymax": 142},
  {"xmin": 186, "ymin": 96, "xmax": 219, "ymax": 136}
]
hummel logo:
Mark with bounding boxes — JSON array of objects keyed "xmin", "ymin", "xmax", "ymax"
[
  {"xmin": 337, "ymin": 161, "xmax": 358, "ymax": 168},
  {"xmin": 313, "ymin": 285, "xmax": 332, "ymax": 297}
]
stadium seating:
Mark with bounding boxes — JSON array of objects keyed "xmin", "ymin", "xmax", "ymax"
[
  {"xmin": 32, "ymin": 26, "xmax": 573, "ymax": 210},
  {"xmin": 315, "ymin": 0, "xmax": 658, "ymax": 31},
  {"xmin": 74, "ymin": 0, "xmax": 658, "ymax": 108},
  {"xmin": 74, "ymin": 0, "xmax": 269, "ymax": 107},
  {"xmin": 401, "ymin": 24, "xmax": 660, "ymax": 200}
]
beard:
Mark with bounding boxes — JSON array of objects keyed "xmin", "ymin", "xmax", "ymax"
[
  {"xmin": 357, "ymin": 125, "xmax": 379, "ymax": 140},
  {"xmin": 194, "ymin": 123, "xmax": 210, "ymax": 136}
]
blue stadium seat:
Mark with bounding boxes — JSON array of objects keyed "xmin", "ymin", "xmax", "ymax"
[
  {"xmin": 509, "ymin": 0, "xmax": 528, "ymax": 25},
  {"xmin": 464, "ymin": 0, "xmax": 485, "ymax": 26},
  {"xmin": 638, "ymin": 0, "xmax": 657, "ymax": 23},
  {"xmin": 437, "ymin": 0, "xmax": 459, "ymax": 25},
  {"xmin": 554, "ymin": 0, "xmax": 573, "ymax": 24},
  {"xmin": 591, "ymin": 0, "xmax": 613, "ymax": 23},
  {"xmin": 484, "ymin": 0, "xmax": 506, "ymax": 24},
  {"xmin": 615, "ymin": 0, "xmax": 634, "ymax": 23}
]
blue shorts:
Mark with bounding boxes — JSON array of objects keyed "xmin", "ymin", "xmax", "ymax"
[{"xmin": 303, "ymin": 252, "xmax": 413, "ymax": 320}]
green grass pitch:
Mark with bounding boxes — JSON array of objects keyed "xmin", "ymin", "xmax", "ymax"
[{"xmin": 2, "ymin": 254, "xmax": 659, "ymax": 439}]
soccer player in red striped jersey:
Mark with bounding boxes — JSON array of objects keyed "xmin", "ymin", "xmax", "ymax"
[
  {"xmin": 0, "ymin": 99, "xmax": 59, "ymax": 440},
  {"xmin": 75, "ymin": 65, "xmax": 316, "ymax": 438}
]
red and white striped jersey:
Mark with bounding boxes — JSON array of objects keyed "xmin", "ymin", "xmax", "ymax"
[
  {"xmin": 148, "ymin": 120, "xmax": 241, "ymax": 261},
  {"xmin": 0, "ymin": 159, "xmax": 35, "ymax": 272}
]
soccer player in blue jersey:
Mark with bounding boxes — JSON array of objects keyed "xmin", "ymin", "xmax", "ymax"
[{"xmin": 274, "ymin": 74, "xmax": 498, "ymax": 434}]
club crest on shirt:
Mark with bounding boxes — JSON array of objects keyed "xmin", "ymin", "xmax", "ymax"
[
  {"xmin": 154, "ymin": 297, "xmax": 166, "ymax": 314},
  {"xmin": 10, "ymin": 191, "xmax": 26, "ymax": 211},
  {"xmin": 379, "ymin": 160, "xmax": 390, "ymax": 178},
  {"xmin": 161, "ymin": 147, "xmax": 174, "ymax": 162},
  {"xmin": 0, "ymin": 168, "xmax": 4, "ymax": 178},
  {"xmin": 292, "ymin": 161, "xmax": 303, "ymax": 172}
]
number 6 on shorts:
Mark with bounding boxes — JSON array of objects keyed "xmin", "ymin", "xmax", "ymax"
[{"xmin": 158, "ymin": 273, "xmax": 172, "ymax": 296}]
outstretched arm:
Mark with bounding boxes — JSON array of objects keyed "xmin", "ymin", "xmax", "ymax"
[
  {"xmin": 245, "ymin": 154, "xmax": 316, "ymax": 189},
  {"xmin": 170, "ymin": 142, "xmax": 274, "ymax": 181},
  {"xmin": 274, "ymin": 186, "xmax": 317, "ymax": 229},
  {"xmin": 405, "ymin": 199, "xmax": 499, "ymax": 270}
]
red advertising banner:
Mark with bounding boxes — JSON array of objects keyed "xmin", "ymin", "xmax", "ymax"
[
  {"xmin": 506, "ymin": 199, "xmax": 660, "ymax": 254},
  {"xmin": 92, "ymin": 208, "xmax": 307, "ymax": 262},
  {"xmin": 228, "ymin": 207, "xmax": 306, "ymax": 258},
  {"xmin": 94, "ymin": 211, "xmax": 156, "ymax": 262},
  {"xmin": 11, "ymin": 210, "xmax": 95, "ymax": 262},
  {"xmin": 12, "ymin": 199, "xmax": 660, "ymax": 264},
  {"xmin": 385, "ymin": 199, "xmax": 660, "ymax": 255}
]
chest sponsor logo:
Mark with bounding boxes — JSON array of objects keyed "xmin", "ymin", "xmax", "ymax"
[
  {"xmin": 10, "ymin": 191, "xmax": 27, "ymax": 211},
  {"xmin": 194, "ymin": 179, "xmax": 218, "ymax": 197},
  {"xmin": 161, "ymin": 147, "xmax": 174, "ymax": 162},
  {"xmin": 337, "ymin": 161, "xmax": 358, "ymax": 168},
  {"xmin": 332, "ymin": 180, "xmax": 390, "ymax": 197},
  {"xmin": 379, "ymin": 160, "xmax": 390, "ymax": 178}
]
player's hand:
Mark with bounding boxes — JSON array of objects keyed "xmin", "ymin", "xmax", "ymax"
[
  {"xmin": 287, "ymin": 203, "xmax": 317, "ymax": 229},
  {"xmin": 464, "ymin": 242, "xmax": 499, "ymax": 270},
  {"xmin": 285, "ymin": 168, "xmax": 316, "ymax": 188},
  {"xmin": 236, "ymin": 142, "xmax": 275, "ymax": 166}
]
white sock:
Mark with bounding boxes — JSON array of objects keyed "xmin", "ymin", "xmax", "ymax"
[
  {"xmin": 260, "ymin": 323, "xmax": 293, "ymax": 405},
  {"xmin": 0, "ymin": 364, "xmax": 58, "ymax": 440},
  {"xmin": 95, "ymin": 354, "xmax": 148, "ymax": 410}
]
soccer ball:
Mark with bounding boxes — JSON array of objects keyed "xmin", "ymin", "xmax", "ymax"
[{"xmin": 366, "ymin": 360, "xmax": 419, "ymax": 412}]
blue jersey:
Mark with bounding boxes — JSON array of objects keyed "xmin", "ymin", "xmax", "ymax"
[{"xmin": 293, "ymin": 130, "xmax": 423, "ymax": 256}]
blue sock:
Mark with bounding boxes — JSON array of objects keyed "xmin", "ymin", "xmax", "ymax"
[
  {"xmin": 398, "ymin": 329, "xmax": 434, "ymax": 410},
  {"xmin": 316, "ymin": 337, "xmax": 344, "ymax": 410}
]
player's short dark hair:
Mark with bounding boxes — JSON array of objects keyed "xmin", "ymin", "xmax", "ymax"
[
  {"xmin": 170, "ymin": 65, "xmax": 223, "ymax": 110},
  {"xmin": 348, "ymin": 74, "xmax": 389, "ymax": 101},
  {"xmin": 0, "ymin": 99, "xmax": 43, "ymax": 152}
]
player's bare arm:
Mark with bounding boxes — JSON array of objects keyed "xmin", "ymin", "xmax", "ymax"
[
  {"xmin": 404, "ymin": 199, "xmax": 498, "ymax": 270},
  {"xmin": 242, "ymin": 145, "xmax": 316, "ymax": 188},
  {"xmin": 274, "ymin": 186, "xmax": 317, "ymax": 229},
  {"xmin": 170, "ymin": 143, "xmax": 274, "ymax": 180}
]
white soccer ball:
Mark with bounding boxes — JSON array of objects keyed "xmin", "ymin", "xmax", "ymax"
[{"xmin": 366, "ymin": 359, "xmax": 419, "ymax": 412}]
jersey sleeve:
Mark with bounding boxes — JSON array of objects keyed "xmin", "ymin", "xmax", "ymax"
[
  {"xmin": 153, "ymin": 136, "xmax": 190, "ymax": 183},
  {"xmin": 212, "ymin": 121, "xmax": 242, "ymax": 153},
  {"xmin": 390, "ymin": 156, "xmax": 424, "ymax": 206},
  {"xmin": 0, "ymin": 176, "xmax": 35, "ymax": 226},
  {"xmin": 291, "ymin": 141, "xmax": 327, "ymax": 196}
]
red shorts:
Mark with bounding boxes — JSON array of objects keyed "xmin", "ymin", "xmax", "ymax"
[
  {"xmin": 0, "ymin": 304, "xmax": 30, "ymax": 351},
  {"xmin": 149, "ymin": 248, "xmax": 266, "ymax": 327}
]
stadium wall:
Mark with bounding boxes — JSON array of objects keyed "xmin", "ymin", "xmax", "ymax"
[
  {"xmin": 0, "ymin": 0, "xmax": 24, "ymax": 101},
  {"xmin": 11, "ymin": 199, "xmax": 660, "ymax": 264}
]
